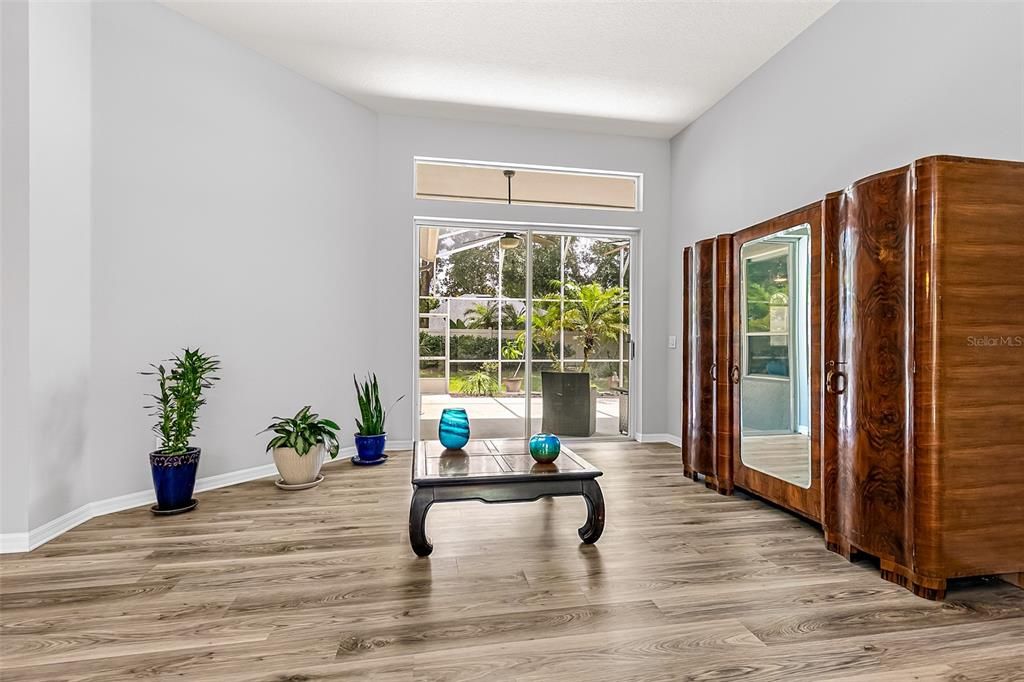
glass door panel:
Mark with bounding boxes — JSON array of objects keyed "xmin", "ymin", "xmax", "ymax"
[
  {"xmin": 530, "ymin": 232, "xmax": 631, "ymax": 439},
  {"xmin": 418, "ymin": 227, "xmax": 525, "ymax": 440},
  {"xmin": 418, "ymin": 226, "xmax": 633, "ymax": 443}
]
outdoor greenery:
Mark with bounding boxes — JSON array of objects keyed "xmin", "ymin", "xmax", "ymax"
[
  {"xmin": 459, "ymin": 363, "xmax": 501, "ymax": 396},
  {"xmin": 354, "ymin": 373, "xmax": 404, "ymax": 436},
  {"xmin": 560, "ymin": 281, "xmax": 629, "ymax": 372},
  {"xmin": 419, "ymin": 331, "xmax": 444, "ymax": 357},
  {"xmin": 141, "ymin": 348, "xmax": 220, "ymax": 455},
  {"xmin": 424, "ymin": 234, "xmax": 628, "ymax": 300},
  {"xmin": 501, "ymin": 334, "xmax": 525, "ymax": 379},
  {"xmin": 419, "ymin": 231, "xmax": 630, "ymax": 395},
  {"xmin": 452, "ymin": 335, "xmax": 499, "ymax": 360},
  {"xmin": 261, "ymin": 406, "xmax": 340, "ymax": 459}
]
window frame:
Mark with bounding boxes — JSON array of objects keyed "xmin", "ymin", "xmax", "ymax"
[
  {"xmin": 742, "ymin": 242, "xmax": 796, "ymax": 381},
  {"xmin": 413, "ymin": 157, "xmax": 643, "ymax": 212}
]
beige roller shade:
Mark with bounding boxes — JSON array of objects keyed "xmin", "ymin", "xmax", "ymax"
[{"xmin": 415, "ymin": 161, "xmax": 638, "ymax": 210}]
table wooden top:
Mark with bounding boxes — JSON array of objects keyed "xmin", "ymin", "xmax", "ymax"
[{"xmin": 413, "ymin": 439, "xmax": 602, "ymax": 486}]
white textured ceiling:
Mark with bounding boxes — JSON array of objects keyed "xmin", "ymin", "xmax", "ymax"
[{"xmin": 163, "ymin": 1, "xmax": 835, "ymax": 138}]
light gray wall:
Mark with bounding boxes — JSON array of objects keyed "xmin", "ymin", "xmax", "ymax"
[
  {"xmin": 88, "ymin": 1, "xmax": 379, "ymax": 505},
  {"xmin": 1, "ymin": 0, "xmax": 31, "ymax": 537},
  {"xmin": 1, "ymin": 0, "xmax": 92, "ymax": 537},
  {"xmin": 27, "ymin": 0, "xmax": 93, "ymax": 529},
  {"xmin": 374, "ymin": 113, "xmax": 672, "ymax": 441},
  {"xmin": 667, "ymin": 0, "xmax": 1024, "ymax": 440}
]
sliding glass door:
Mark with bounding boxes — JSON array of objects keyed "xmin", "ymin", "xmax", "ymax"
[{"xmin": 417, "ymin": 224, "xmax": 633, "ymax": 442}]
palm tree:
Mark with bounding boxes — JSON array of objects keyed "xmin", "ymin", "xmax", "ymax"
[
  {"xmin": 464, "ymin": 302, "xmax": 498, "ymax": 329},
  {"xmin": 560, "ymin": 282, "xmax": 629, "ymax": 373},
  {"xmin": 529, "ymin": 297, "xmax": 564, "ymax": 367}
]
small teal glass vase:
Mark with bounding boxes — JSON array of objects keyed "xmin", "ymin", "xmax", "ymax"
[
  {"xmin": 439, "ymin": 408, "xmax": 470, "ymax": 449},
  {"xmin": 529, "ymin": 433, "xmax": 561, "ymax": 463}
]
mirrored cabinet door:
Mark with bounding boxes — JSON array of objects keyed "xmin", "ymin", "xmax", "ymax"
[
  {"xmin": 730, "ymin": 204, "xmax": 822, "ymax": 521},
  {"xmin": 738, "ymin": 225, "xmax": 811, "ymax": 487}
]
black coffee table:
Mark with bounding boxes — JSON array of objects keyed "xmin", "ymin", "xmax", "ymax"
[{"xmin": 409, "ymin": 439, "xmax": 605, "ymax": 556}]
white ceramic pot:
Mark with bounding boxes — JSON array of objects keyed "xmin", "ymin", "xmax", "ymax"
[{"xmin": 272, "ymin": 444, "xmax": 325, "ymax": 485}]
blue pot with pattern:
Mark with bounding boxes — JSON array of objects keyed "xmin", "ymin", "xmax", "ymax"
[
  {"xmin": 439, "ymin": 408, "xmax": 471, "ymax": 449},
  {"xmin": 150, "ymin": 447, "xmax": 200, "ymax": 512}
]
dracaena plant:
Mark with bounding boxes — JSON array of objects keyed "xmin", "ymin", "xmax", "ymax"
[
  {"xmin": 261, "ymin": 406, "xmax": 340, "ymax": 459},
  {"xmin": 354, "ymin": 373, "xmax": 404, "ymax": 436},
  {"xmin": 141, "ymin": 348, "xmax": 221, "ymax": 454}
]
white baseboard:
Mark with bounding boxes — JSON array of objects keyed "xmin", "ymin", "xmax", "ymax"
[
  {"xmin": 0, "ymin": 532, "xmax": 30, "ymax": 554},
  {"xmin": 0, "ymin": 455, "xmax": 337, "ymax": 555},
  {"xmin": 385, "ymin": 439, "xmax": 414, "ymax": 451},
  {"xmin": 636, "ymin": 432, "xmax": 683, "ymax": 447}
]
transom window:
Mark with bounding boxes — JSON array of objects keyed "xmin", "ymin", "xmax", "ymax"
[{"xmin": 414, "ymin": 158, "xmax": 641, "ymax": 211}]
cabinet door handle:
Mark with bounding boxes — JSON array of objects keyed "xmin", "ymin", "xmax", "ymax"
[
  {"xmin": 826, "ymin": 369, "xmax": 848, "ymax": 395},
  {"xmin": 710, "ymin": 363, "xmax": 717, "ymax": 381},
  {"xmin": 730, "ymin": 365, "xmax": 740, "ymax": 384}
]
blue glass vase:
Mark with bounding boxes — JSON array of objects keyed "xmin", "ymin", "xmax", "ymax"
[
  {"xmin": 439, "ymin": 408, "xmax": 470, "ymax": 449},
  {"xmin": 529, "ymin": 433, "xmax": 561, "ymax": 463}
]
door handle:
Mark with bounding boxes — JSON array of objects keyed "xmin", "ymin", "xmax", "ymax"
[
  {"xmin": 826, "ymin": 361, "xmax": 847, "ymax": 395},
  {"xmin": 730, "ymin": 365, "xmax": 740, "ymax": 384},
  {"xmin": 710, "ymin": 363, "xmax": 717, "ymax": 381}
]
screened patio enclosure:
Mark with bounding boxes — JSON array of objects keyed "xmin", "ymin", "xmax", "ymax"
[{"xmin": 418, "ymin": 224, "xmax": 633, "ymax": 441}]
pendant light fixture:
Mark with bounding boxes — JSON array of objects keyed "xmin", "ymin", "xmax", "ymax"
[
  {"xmin": 499, "ymin": 232, "xmax": 523, "ymax": 250},
  {"xmin": 499, "ymin": 170, "xmax": 523, "ymax": 249},
  {"xmin": 503, "ymin": 169, "xmax": 515, "ymax": 204}
]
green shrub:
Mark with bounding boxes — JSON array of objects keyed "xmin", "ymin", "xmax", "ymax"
[{"xmin": 461, "ymin": 370, "xmax": 500, "ymax": 396}]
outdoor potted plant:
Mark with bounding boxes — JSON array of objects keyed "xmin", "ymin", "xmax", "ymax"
[
  {"xmin": 501, "ymin": 336, "xmax": 525, "ymax": 392},
  {"xmin": 353, "ymin": 373, "xmax": 404, "ymax": 464},
  {"xmin": 141, "ymin": 348, "xmax": 220, "ymax": 514},
  {"xmin": 262, "ymin": 406, "xmax": 340, "ymax": 489}
]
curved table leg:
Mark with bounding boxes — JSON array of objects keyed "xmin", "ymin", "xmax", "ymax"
[
  {"xmin": 409, "ymin": 487, "xmax": 435, "ymax": 557},
  {"xmin": 578, "ymin": 479, "xmax": 605, "ymax": 544}
]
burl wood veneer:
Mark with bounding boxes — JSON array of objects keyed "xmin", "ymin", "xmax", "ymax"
[
  {"xmin": 822, "ymin": 155, "xmax": 1024, "ymax": 599},
  {"xmin": 682, "ymin": 236, "xmax": 734, "ymax": 493}
]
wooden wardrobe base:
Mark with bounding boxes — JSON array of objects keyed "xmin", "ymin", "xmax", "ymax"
[
  {"xmin": 824, "ymin": 533, "xmax": 947, "ymax": 600},
  {"xmin": 682, "ymin": 469, "xmax": 733, "ymax": 495}
]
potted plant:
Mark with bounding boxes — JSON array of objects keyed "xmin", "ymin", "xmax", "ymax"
[
  {"xmin": 141, "ymin": 348, "xmax": 220, "ymax": 514},
  {"xmin": 353, "ymin": 373, "xmax": 403, "ymax": 464},
  {"xmin": 541, "ymin": 282, "xmax": 628, "ymax": 437},
  {"xmin": 262, "ymin": 406, "xmax": 340, "ymax": 488},
  {"xmin": 501, "ymin": 336, "xmax": 525, "ymax": 392}
]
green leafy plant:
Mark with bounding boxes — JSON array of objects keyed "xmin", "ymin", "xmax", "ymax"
[
  {"xmin": 501, "ymin": 335, "xmax": 525, "ymax": 379},
  {"xmin": 464, "ymin": 302, "xmax": 498, "ymax": 329},
  {"xmin": 261, "ymin": 406, "xmax": 340, "ymax": 458},
  {"xmin": 560, "ymin": 282, "xmax": 629, "ymax": 373},
  {"xmin": 141, "ymin": 348, "xmax": 220, "ymax": 454},
  {"xmin": 460, "ymin": 365, "xmax": 501, "ymax": 396},
  {"xmin": 354, "ymin": 373, "xmax": 404, "ymax": 436}
]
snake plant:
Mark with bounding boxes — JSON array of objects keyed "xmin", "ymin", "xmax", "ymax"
[{"xmin": 354, "ymin": 373, "xmax": 404, "ymax": 436}]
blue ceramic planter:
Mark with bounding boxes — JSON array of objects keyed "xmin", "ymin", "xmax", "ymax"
[
  {"xmin": 439, "ymin": 408, "xmax": 470, "ymax": 449},
  {"xmin": 529, "ymin": 433, "xmax": 561, "ymax": 463},
  {"xmin": 150, "ymin": 447, "xmax": 200, "ymax": 512},
  {"xmin": 354, "ymin": 433, "xmax": 387, "ymax": 461}
]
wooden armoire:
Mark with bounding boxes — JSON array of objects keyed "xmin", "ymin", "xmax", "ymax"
[{"xmin": 681, "ymin": 155, "xmax": 1024, "ymax": 599}]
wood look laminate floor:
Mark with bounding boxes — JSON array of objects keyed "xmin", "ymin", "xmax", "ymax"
[{"xmin": 2, "ymin": 443, "xmax": 1023, "ymax": 681}]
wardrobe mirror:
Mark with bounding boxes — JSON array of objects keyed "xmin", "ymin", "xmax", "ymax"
[{"xmin": 738, "ymin": 224, "xmax": 811, "ymax": 488}]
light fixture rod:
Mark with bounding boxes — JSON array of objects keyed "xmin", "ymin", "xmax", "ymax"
[{"xmin": 503, "ymin": 169, "xmax": 515, "ymax": 205}]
